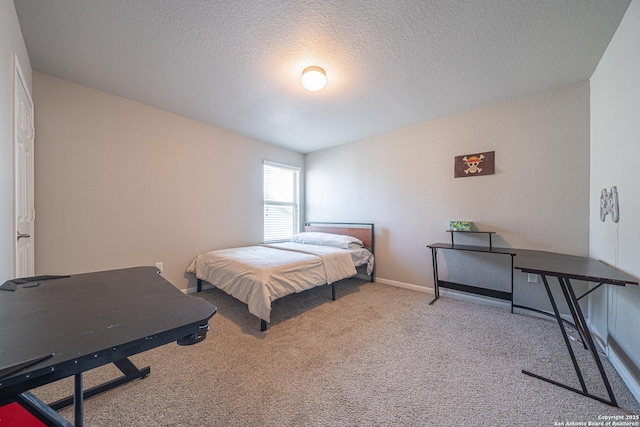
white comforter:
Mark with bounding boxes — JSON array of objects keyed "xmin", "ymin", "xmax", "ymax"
[{"xmin": 187, "ymin": 243, "xmax": 359, "ymax": 323}]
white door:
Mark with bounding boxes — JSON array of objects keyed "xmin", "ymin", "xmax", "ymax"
[{"xmin": 14, "ymin": 55, "xmax": 35, "ymax": 278}]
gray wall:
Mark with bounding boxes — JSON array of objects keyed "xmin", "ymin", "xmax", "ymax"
[
  {"xmin": 590, "ymin": 0, "xmax": 640, "ymax": 400},
  {"xmin": 305, "ymin": 82, "xmax": 591, "ymax": 312},
  {"xmin": 33, "ymin": 72, "xmax": 304, "ymax": 292},
  {"xmin": 0, "ymin": 0, "xmax": 32, "ymax": 281}
]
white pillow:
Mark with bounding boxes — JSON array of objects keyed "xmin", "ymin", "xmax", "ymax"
[{"xmin": 291, "ymin": 232, "xmax": 364, "ymax": 249}]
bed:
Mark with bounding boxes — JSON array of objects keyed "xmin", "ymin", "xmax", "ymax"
[{"xmin": 187, "ymin": 222, "xmax": 375, "ymax": 330}]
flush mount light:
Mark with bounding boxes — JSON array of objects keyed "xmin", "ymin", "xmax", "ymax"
[{"xmin": 301, "ymin": 66, "xmax": 326, "ymax": 91}]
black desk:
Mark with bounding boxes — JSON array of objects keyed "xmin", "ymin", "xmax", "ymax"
[
  {"xmin": 515, "ymin": 250, "xmax": 638, "ymax": 407},
  {"xmin": 0, "ymin": 267, "xmax": 217, "ymax": 426},
  {"xmin": 428, "ymin": 242, "xmax": 517, "ymax": 309}
]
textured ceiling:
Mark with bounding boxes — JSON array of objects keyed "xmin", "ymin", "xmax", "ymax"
[{"xmin": 15, "ymin": 0, "xmax": 630, "ymax": 153}]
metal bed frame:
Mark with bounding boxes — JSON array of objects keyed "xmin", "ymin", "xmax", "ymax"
[{"xmin": 195, "ymin": 222, "xmax": 375, "ymax": 331}]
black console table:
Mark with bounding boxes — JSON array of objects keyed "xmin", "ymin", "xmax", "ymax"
[{"xmin": 428, "ymin": 231, "xmax": 517, "ymax": 311}]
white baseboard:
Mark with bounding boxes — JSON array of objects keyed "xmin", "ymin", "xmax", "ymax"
[
  {"xmin": 375, "ymin": 277, "xmax": 432, "ymax": 294},
  {"xmin": 377, "ymin": 277, "xmax": 590, "ymax": 324},
  {"xmin": 608, "ymin": 347, "xmax": 640, "ymax": 404},
  {"xmin": 184, "ymin": 282, "xmax": 214, "ymax": 294},
  {"xmin": 587, "ymin": 319, "xmax": 640, "ymax": 404},
  {"xmin": 375, "ymin": 277, "xmax": 512, "ymax": 310},
  {"xmin": 587, "ymin": 318, "xmax": 607, "ymax": 353}
]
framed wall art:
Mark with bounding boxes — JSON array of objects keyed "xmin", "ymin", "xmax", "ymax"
[{"xmin": 454, "ymin": 151, "xmax": 495, "ymax": 178}]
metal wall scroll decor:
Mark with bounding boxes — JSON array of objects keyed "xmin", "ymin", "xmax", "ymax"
[
  {"xmin": 454, "ymin": 151, "xmax": 495, "ymax": 178},
  {"xmin": 600, "ymin": 186, "xmax": 619, "ymax": 223}
]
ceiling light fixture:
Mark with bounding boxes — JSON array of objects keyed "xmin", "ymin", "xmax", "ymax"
[{"xmin": 301, "ymin": 66, "xmax": 326, "ymax": 92}]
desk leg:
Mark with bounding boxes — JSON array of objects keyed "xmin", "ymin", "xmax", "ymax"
[
  {"xmin": 522, "ymin": 275, "xmax": 618, "ymax": 407},
  {"xmin": 50, "ymin": 358, "xmax": 150, "ymax": 412},
  {"xmin": 558, "ymin": 278, "xmax": 588, "ymax": 350},
  {"xmin": 510, "ymin": 256, "xmax": 514, "ymax": 314},
  {"xmin": 523, "ymin": 274, "xmax": 588, "ymax": 394},
  {"xmin": 74, "ymin": 373, "xmax": 83, "ymax": 427},
  {"xmin": 563, "ymin": 278, "xmax": 617, "ymax": 406},
  {"xmin": 429, "ymin": 247, "xmax": 439, "ymax": 305},
  {"xmin": 15, "ymin": 392, "xmax": 73, "ymax": 427}
]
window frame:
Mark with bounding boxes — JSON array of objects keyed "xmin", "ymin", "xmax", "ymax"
[{"xmin": 263, "ymin": 161, "xmax": 301, "ymax": 243}]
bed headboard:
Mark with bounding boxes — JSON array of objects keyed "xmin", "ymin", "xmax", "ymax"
[{"xmin": 303, "ymin": 222, "xmax": 374, "ymax": 253}]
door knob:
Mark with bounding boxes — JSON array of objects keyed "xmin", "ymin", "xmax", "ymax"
[{"xmin": 17, "ymin": 232, "xmax": 31, "ymax": 241}]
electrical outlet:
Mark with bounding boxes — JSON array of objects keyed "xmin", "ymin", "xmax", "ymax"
[
  {"xmin": 155, "ymin": 262, "xmax": 164, "ymax": 273},
  {"xmin": 527, "ymin": 273, "xmax": 538, "ymax": 283}
]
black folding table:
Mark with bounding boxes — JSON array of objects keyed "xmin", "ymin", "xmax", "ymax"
[
  {"xmin": 0, "ymin": 266, "xmax": 217, "ymax": 426},
  {"xmin": 515, "ymin": 250, "xmax": 637, "ymax": 407}
]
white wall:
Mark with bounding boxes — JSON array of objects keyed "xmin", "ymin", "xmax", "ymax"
[
  {"xmin": 590, "ymin": 0, "xmax": 640, "ymax": 398},
  {"xmin": 33, "ymin": 72, "xmax": 303, "ymax": 292},
  {"xmin": 306, "ymin": 82, "xmax": 591, "ymax": 312},
  {"xmin": 0, "ymin": 0, "xmax": 32, "ymax": 281}
]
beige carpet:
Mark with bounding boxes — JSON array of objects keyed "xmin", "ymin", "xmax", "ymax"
[{"xmin": 33, "ymin": 279, "xmax": 640, "ymax": 426}]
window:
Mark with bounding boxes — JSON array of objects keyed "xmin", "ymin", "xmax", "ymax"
[{"xmin": 263, "ymin": 162, "xmax": 300, "ymax": 243}]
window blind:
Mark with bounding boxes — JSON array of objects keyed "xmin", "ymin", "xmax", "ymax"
[{"xmin": 264, "ymin": 162, "xmax": 300, "ymax": 243}]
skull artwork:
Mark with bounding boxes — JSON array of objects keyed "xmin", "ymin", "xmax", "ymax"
[{"xmin": 463, "ymin": 154, "xmax": 484, "ymax": 174}]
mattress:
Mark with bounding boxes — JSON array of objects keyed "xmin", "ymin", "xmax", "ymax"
[{"xmin": 187, "ymin": 243, "xmax": 373, "ymax": 322}]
